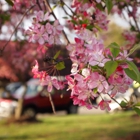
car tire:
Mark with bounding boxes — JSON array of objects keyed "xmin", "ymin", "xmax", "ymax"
[
  {"xmin": 23, "ymin": 107, "xmax": 36, "ymax": 118},
  {"xmin": 66, "ymin": 104, "xmax": 78, "ymax": 114}
]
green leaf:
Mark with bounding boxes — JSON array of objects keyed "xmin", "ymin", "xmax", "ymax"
[
  {"xmin": 63, "ymin": 17, "xmax": 69, "ymax": 19},
  {"xmin": 53, "ymin": 51, "xmax": 61, "ymax": 59},
  {"xmin": 93, "ymin": 88, "xmax": 98, "ymax": 94},
  {"xmin": 134, "ymin": 107, "xmax": 140, "ymax": 116},
  {"xmin": 126, "ymin": 61, "xmax": 140, "ymax": 83},
  {"xmin": 128, "ymin": 43, "xmax": 140, "ymax": 56},
  {"xmin": 96, "ymin": 3, "xmax": 104, "ymax": 11},
  {"xmin": 0, "ymin": 14, "xmax": 10, "ymax": 24},
  {"xmin": 107, "ymin": 42, "xmax": 120, "ymax": 49},
  {"xmin": 108, "ymin": 55, "xmax": 113, "ymax": 60},
  {"xmin": 124, "ymin": 68, "xmax": 137, "ymax": 82},
  {"xmin": 104, "ymin": 61, "xmax": 118, "ymax": 77},
  {"xmin": 130, "ymin": 25, "xmax": 136, "ymax": 31},
  {"xmin": 86, "ymin": 25, "xmax": 94, "ymax": 30},
  {"xmin": 120, "ymin": 100, "xmax": 127, "ymax": 107},
  {"xmin": 56, "ymin": 61, "xmax": 65, "ymax": 70},
  {"xmin": 71, "ymin": 20, "xmax": 77, "ymax": 25},
  {"xmin": 91, "ymin": 65, "xmax": 99, "ymax": 70},
  {"xmin": 5, "ymin": 0, "xmax": 14, "ymax": 6},
  {"xmin": 52, "ymin": 5, "xmax": 57, "ymax": 10},
  {"xmin": 107, "ymin": 42, "xmax": 120, "ymax": 57},
  {"xmin": 110, "ymin": 48, "xmax": 120, "ymax": 58},
  {"xmin": 136, "ymin": 33, "xmax": 140, "ymax": 40},
  {"xmin": 105, "ymin": 0, "xmax": 113, "ymax": 14}
]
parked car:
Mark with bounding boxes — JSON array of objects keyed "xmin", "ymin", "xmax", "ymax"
[
  {"xmin": 0, "ymin": 78, "xmax": 78, "ymax": 118},
  {"xmin": 1, "ymin": 82, "xmax": 22, "ymax": 98}
]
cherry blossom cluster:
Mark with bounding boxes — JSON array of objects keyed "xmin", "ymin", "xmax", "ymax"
[
  {"xmin": 122, "ymin": 31, "xmax": 137, "ymax": 49},
  {"xmin": 32, "ymin": 60, "xmax": 65, "ymax": 92},
  {"xmin": 12, "ymin": 0, "xmax": 35, "ymax": 10},
  {"xmin": 26, "ymin": 11, "xmax": 63, "ymax": 45},
  {"xmin": 9, "ymin": 0, "xmax": 138, "ymax": 112},
  {"xmin": 69, "ymin": 0, "xmax": 109, "ymax": 32},
  {"xmin": 66, "ymin": 28, "xmax": 133, "ymax": 111}
]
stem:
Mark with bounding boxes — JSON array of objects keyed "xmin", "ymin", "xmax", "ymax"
[
  {"xmin": 48, "ymin": 92, "xmax": 56, "ymax": 114},
  {"xmin": 43, "ymin": 0, "xmax": 70, "ymax": 45},
  {"xmin": 126, "ymin": 5, "xmax": 140, "ymax": 32},
  {"xmin": 0, "ymin": 5, "xmax": 35, "ymax": 56},
  {"xmin": 107, "ymin": 93, "xmax": 122, "ymax": 107},
  {"xmin": 60, "ymin": 0, "xmax": 74, "ymax": 15},
  {"xmin": 36, "ymin": 0, "xmax": 42, "ymax": 10}
]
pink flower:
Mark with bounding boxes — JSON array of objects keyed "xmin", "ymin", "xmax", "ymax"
[
  {"xmin": 96, "ymin": 0, "xmax": 101, "ymax": 3},
  {"xmin": 36, "ymin": 11, "xmax": 49, "ymax": 22},
  {"xmin": 98, "ymin": 100, "xmax": 111, "ymax": 111},
  {"xmin": 32, "ymin": 60, "xmax": 47, "ymax": 80},
  {"xmin": 45, "ymin": 23, "xmax": 53, "ymax": 34},
  {"xmin": 32, "ymin": 60, "xmax": 39, "ymax": 74},
  {"xmin": 40, "ymin": 76, "xmax": 60, "ymax": 92},
  {"xmin": 33, "ymin": 26, "xmax": 48, "ymax": 45},
  {"xmin": 88, "ymin": 52, "xmax": 109, "ymax": 67},
  {"xmin": 71, "ymin": 63, "xmax": 79, "ymax": 74},
  {"xmin": 52, "ymin": 20, "xmax": 63, "ymax": 35},
  {"xmin": 65, "ymin": 75, "xmax": 75, "ymax": 91},
  {"xmin": 82, "ymin": 68, "xmax": 90, "ymax": 78},
  {"xmin": 108, "ymin": 66, "xmax": 124, "ymax": 85},
  {"xmin": 88, "ymin": 72, "xmax": 109, "ymax": 93}
]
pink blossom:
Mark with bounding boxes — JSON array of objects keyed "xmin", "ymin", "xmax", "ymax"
[
  {"xmin": 122, "ymin": 31, "xmax": 137, "ymax": 49},
  {"xmin": 32, "ymin": 60, "xmax": 47, "ymax": 80},
  {"xmin": 33, "ymin": 26, "xmax": 48, "ymax": 45},
  {"xmin": 88, "ymin": 72, "xmax": 109, "ymax": 93},
  {"xmin": 98, "ymin": 100, "xmax": 111, "ymax": 111},
  {"xmin": 96, "ymin": 0, "xmax": 101, "ymax": 3},
  {"xmin": 88, "ymin": 52, "xmax": 109, "ymax": 67},
  {"xmin": 45, "ymin": 23, "xmax": 53, "ymax": 34},
  {"xmin": 13, "ymin": 0, "xmax": 35, "ymax": 10},
  {"xmin": 52, "ymin": 20, "xmax": 63, "ymax": 35},
  {"xmin": 36, "ymin": 11, "xmax": 49, "ymax": 22},
  {"xmin": 40, "ymin": 76, "xmax": 60, "ymax": 92},
  {"xmin": 65, "ymin": 75, "xmax": 75, "ymax": 91},
  {"xmin": 82, "ymin": 68, "xmax": 90, "ymax": 78},
  {"xmin": 71, "ymin": 63, "xmax": 79, "ymax": 74},
  {"xmin": 94, "ymin": 9, "xmax": 109, "ymax": 31}
]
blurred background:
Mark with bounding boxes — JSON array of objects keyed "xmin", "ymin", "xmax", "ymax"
[{"xmin": 0, "ymin": 0, "xmax": 140, "ymax": 140}]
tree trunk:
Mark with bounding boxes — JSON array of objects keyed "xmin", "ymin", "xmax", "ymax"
[{"xmin": 15, "ymin": 83, "xmax": 27, "ymax": 120}]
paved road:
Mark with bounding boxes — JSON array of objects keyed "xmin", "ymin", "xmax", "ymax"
[{"xmin": 78, "ymin": 107, "xmax": 106, "ymax": 115}]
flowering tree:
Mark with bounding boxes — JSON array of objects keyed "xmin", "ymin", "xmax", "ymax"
[{"xmin": 2, "ymin": 0, "xmax": 140, "ymax": 114}]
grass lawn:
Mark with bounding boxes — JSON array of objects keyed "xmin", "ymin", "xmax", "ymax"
[{"xmin": 0, "ymin": 111, "xmax": 140, "ymax": 140}]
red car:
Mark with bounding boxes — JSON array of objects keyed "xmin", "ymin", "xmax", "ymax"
[{"xmin": 0, "ymin": 78, "xmax": 78, "ymax": 118}]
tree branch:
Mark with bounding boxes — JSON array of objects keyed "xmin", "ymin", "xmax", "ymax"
[
  {"xmin": 43, "ymin": 0, "xmax": 70, "ymax": 45},
  {"xmin": 0, "ymin": 5, "xmax": 35, "ymax": 56},
  {"xmin": 48, "ymin": 92, "xmax": 56, "ymax": 114}
]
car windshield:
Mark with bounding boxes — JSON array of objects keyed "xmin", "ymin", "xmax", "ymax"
[
  {"xmin": 6, "ymin": 82, "xmax": 22, "ymax": 93},
  {"xmin": 14, "ymin": 85, "xmax": 43, "ymax": 98}
]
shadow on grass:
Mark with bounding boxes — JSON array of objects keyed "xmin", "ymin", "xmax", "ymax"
[
  {"xmin": 5, "ymin": 116, "xmax": 43, "ymax": 125},
  {"xmin": 0, "ymin": 135, "xmax": 46, "ymax": 140},
  {"xmin": 0, "ymin": 135, "xmax": 29, "ymax": 140}
]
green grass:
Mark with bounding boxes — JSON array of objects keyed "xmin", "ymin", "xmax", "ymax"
[{"xmin": 0, "ymin": 111, "xmax": 140, "ymax": 140}]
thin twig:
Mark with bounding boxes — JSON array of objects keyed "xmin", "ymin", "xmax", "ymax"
[
  {"xmin": 107, "ymin": 93, "xmax": 122, "ymax": 107},
  {"xmin": 126, "ymin": 5, "xmax": 140, "ymax": 32},
  {"xmin": 0, "ymin": 5, "xmax": 35, "ymax": 55},
  {"xmin": 43, "ymin": 0, "xmax": 70, "ymax": 45},
  {"xmin": 48, "ymin": 92, "xmax": 56, "ymax": 114},
  {"xmin": 36, "ymin": 0, "xmax": 42, "ymax": 10},
  {"xmin": 60, "ymin": 0, "xmax": 74, "ymax": 15}
]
